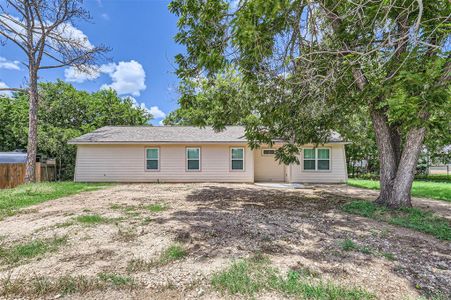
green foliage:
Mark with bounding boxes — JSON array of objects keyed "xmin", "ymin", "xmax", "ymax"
[
  {"xmin": 0, "ymin": 81, "xmax": 152, "ymax": 179},
  {"xmin": 169, "ymin": 0, "xmax": 451, "ymax": 171},
  {"xmin": 0, "ymin": 182, "xmax": 111, "ymax": 219},
  {"xmin": 347, "ymin": 179, "xmax": 451, "ymax": 202},
  {"xmin": 342, "ymin": 200, "xmax": 451, "ymax": 240},
  {"xmin": 211, "ymin": 256, "xmax": 375, "ymax": 299}
]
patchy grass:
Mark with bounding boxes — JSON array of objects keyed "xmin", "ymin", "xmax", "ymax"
[
  {"xmin": 347, "ymin": 179, "xmax": 451, "ymax": 202},
  {"xmin": 114, "ymin": 227, "xmax": 138, "ymax": 242},
  {"xmin": 381, "ymin": 252, "xmax": 396, "ymax": 261},
  {"xmin": 160, "ymin": 244, "xmax": 187, "ymax": 263},
  {"xmin": 0, "ymin": 236, "xmax": 67, "ymax": 265},
  {"xmin": 339, "ymin": 239, "xmax": 395, "ymax": 260},
  {"xmin": 141, "ymin": 217, "xmax": 153, "ymax": 225},
  {"xmin": 0, "ymin": 273, "xmax": 135, "ymax": 298},
  {"xmin": 0, "ymin": 182, "xmax": 111, "ymax": 219},
  {"xmin": 146, "ymin": 203, "xmax": 167, "ymax": 212},
  {"xmin": 98, "ymin": 273, "xmax": 134, "ymax": 287},
  {"xmin": 127, "ymin": 244, "xmax": 187, "ymax": 272},
  {"xmin": 211, "ymin": 256, "xmax": 374, "ymax": 299},
  {"xmin": 342, "ymin": 200, "xmax": 451, "ymax": 240},
  {"xmin": 75, "ymin": 214, "xmax": 120, "ymax": 225},
  {"xmin": 340, "ymin": 239, "xmax": 372, "ymax": 255},
  {"xmin": 127, "ymin": 258, "xmax": 153, "ymax": 272}
]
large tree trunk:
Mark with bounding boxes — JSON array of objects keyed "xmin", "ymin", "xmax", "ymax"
[
  {"xmin": 371, "ymin": 108, "xmax": 426, "ymax": 208},
  {"xmin": 370, "ymin": 109, "xmax": 398, "ymax": 205},
  {"xmin": 24, "ymin": 67, "xmax": 39, "ymax": 183},
  {"xmin": 389, "ymin": 127, "xmax": 426, "ymax": 208}
]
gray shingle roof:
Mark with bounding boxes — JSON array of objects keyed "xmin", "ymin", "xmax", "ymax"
[
  {"xmin": 68, "ymin": 126, "xmax": 346, "ymax": 144},
  {"xmin": 68, "ymin": 126, "xmax": 248, "ymax": 144}
]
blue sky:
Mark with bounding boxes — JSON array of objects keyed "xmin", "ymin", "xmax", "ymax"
[{"xmin": 0, "ymin": 0, "xmax": 184, "ymax": 125}]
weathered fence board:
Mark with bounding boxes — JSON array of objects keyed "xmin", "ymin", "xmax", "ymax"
[{"xmin": 0, "ymin": 163, "xmax": 56, "ymax": 189}]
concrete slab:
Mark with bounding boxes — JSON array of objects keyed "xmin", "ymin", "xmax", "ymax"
[{"xmin": 254, "ymin": 182, "xmax": 306, "ymax": 189}]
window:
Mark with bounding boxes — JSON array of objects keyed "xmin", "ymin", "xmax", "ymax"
[
  {"xmin": 262, "ymin": 149, "xmax": 275, "ymax": 156},
  {"xmin": 303, "ymin": 149, "xmax": 316, "ymax": 170},
  {"xmin": 303, "ymin": 148, "xmax": 330, "ymax": 171},
  {"xmin": 231, "ymin": 147, "xmax": 244, "ymax": 170},
  {"xmin": 146, "ymin": 148, "xmax": 159, "ymax": 170},
  {"xmin": 186, "ymin": 147, "xmax": 200, "ymax": 171}
]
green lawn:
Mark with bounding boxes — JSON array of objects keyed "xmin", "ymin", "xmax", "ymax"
[
  {"xmin": 342, "ymin": 200, "xmax": 450, "ymax": 240},
  {"xmin": 0, "ymin": 182, "xmax": 111, "ymax": 219},
  {"xmin": 347, "ymin": 179, "xmax": 451, "ymax": 202}
]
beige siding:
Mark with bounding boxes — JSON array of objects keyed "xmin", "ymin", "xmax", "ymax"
[
  {"xmin": 74, "ymin": 144, "xmax": 254, "ymax": 183},
  {"xmin": 254, "ymin": 147, "xmax": 286, "ymax": 182},
  {"xmin": 289, "ymin": 144, "xmax": 348, "ymax": 183}
]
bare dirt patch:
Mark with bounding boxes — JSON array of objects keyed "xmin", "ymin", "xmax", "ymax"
[{"xmin": 0, "ymin": 183, "xmax": 449, "ymax": 299}]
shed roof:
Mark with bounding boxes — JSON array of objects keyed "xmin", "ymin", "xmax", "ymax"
[
  {"xmin": 0, "ymin": 152, "xmax": 27, "ymax": 164},
  {"xmin": 68, "ymin": 126, "xmax": 346, "ymax": 145}
]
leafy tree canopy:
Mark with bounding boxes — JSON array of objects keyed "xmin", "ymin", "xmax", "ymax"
[
  {"xmin": 168, "ymin": 0, "xmax": 450, "ymax": 207},
  {"xmin": 0, "ymin": 80, "xmax": 152, "ymax": 179}
]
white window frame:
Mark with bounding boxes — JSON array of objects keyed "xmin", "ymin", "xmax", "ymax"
[
  {"xmin": 186, "ymin": 147, "xmax": 201, "ymax": 171},
  {"xmin": 302, "ymin": 147, "xmax": 331, "ymax": 172},
  {"xmin": 262, "ymin": 148, "xmax": 276, "ymax": 156},
  {"xmin": 145, "ymin": 147, "xmax": 160, "ymax": 171},
  {"xmin": 230, "ymin": 147, "xmax": 245, "ymax": 171}
]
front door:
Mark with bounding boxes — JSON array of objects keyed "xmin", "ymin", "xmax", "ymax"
[{"xmin": 254, "ymin": 148, "xmax": 285, "ymax": 182}]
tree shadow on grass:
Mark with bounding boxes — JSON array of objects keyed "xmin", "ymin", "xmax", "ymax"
[{"xmin": 153, "ymin": 185, "xmax": 450, "ymax": 297}]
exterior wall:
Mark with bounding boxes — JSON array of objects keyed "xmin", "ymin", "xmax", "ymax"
[
  {"xmin": 74, "ymin": 144, "xmax": 254, "ymax": 183},
  {"xmin": 288, "ymin": 144, "xmax": 348, "ymax": 183},
  {"xmin": 254, "ymin": 146, "xmax": 286, "ymax": 182}
]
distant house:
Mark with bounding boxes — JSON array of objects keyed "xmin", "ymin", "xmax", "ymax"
[
  {"xmin": 429, "ymin": 164, "xmax": 450, "ymax": 175},
  {"xmin": 68, "ymin": 126, "xmax": 349, "ymax": 183}
]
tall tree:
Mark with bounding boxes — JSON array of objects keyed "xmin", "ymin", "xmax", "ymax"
[
  {"xmin": 0, "ymin": 0, "xmax": 108, "ymax": 182},
  {"xmin": 0, "ymin": 81, "xmax": 152, "ymax": 179},
  {"xmin": 169, "ymin": 0, "xmax": 451, "ymax": 208}
]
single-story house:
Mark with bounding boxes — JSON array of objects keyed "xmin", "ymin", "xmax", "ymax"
[{"xmin": 68, "ymin": 126, "xmax": 349, "ymax": 183}]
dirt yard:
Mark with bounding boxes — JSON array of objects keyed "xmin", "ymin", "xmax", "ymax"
[{"xmin": 0, "ymin": 183, "xmax": 449, "ymax": 299}]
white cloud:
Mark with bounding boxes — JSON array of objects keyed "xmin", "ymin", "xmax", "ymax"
[
  {"xmin": 99, "ymin": 63, "xmax": 116, "ymax": 74},
  {"xmin": 0, "ymin": 14, "xmax": 93, "ymax": 50},
  {"xmin": 64, "ymin": 66, "xmax": 100, "ymax": 83},
  {"xmin": 124, "ymin": 96, "xmax": 166, "ymax": 120},
  {"xmin": 0, "ymin": 82, "xmax": 12, "ymax": 96},
  {"xmin": 100, "ymin": 60, "xmax": 146, "ymax": 96},
  {"xmin": 64, "ymin": 61, "xmax": 146, "ymax": 98},
  {"xmin": 149, "ymin": 106, "xmax": 166, "ymax": 119},
  {"xmin": 101, "ymin": 13, "xmax": 110, "ymax": 20},
  {"xmin": 0, "ymin": 57, "xmax": 20, "ymax": 70},
  {"xmin": 158, "ymin": 120, "xmax": 165, "ymax": 126},
  {"xmin": 52, "ymin": 22, "xmax": 94, "ymax": 50}
]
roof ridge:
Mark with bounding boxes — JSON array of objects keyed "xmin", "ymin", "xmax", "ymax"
[{"xmin": 100, "ymin": 125, "xmax": 245, "ymax": 128}]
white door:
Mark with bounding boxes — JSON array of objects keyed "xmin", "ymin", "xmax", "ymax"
[{"xmin": 254, "ymin": 148, "xmax": 285, "ymax": 182}]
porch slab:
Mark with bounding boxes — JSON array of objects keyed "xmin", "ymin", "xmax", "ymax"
[{"xmin": 254, "ymin": 182, "xmax": 306, "ymax": 189}]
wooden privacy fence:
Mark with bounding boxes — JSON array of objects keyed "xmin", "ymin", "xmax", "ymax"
[{"xmin": 0, "ymin": 162, "xmax": 56, "ymax": 189}]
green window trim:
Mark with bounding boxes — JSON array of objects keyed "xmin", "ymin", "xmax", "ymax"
[
  {"xmin": 231, "ymin": 147, "xmax": 244, "ymax": 171},
  {"xmin": 146, "ymin": 148, "xmax": 159, "ymax": 171},
  {"xmin": 303, "ymin": 148, "xmax": 330, "ymax": 171},
  {"xmin": 186, "ymin": 147, "xmax": 201, "ymax": 171}
]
